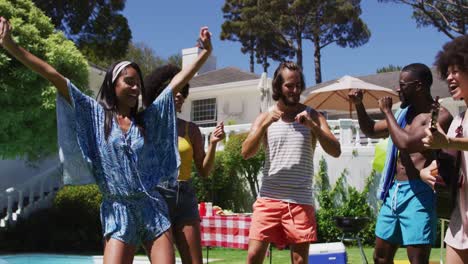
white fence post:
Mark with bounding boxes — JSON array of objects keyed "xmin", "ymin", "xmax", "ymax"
[
  {"xmin": 339, "ymin": 119, "xmax": 354, "ymax": 146},
  {"xmin": 16, "ymin": 189, "xmax": 23, "ymax": 215},
  {"xmin": 5, "ymin": 188, "xmax": 15, "ymax": 224}
]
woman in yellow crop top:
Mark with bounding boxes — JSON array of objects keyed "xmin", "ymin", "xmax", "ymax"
[{"xmin": 143, "ymin": 64, "xmax": 225, "ymax": 264}]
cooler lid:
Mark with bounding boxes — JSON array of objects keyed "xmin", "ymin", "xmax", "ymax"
[{"xmin": 308, "ymin": 242, "xmax": 346, "ymax": 254}]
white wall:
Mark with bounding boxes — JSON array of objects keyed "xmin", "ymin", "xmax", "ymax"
[
  {"xmin": 88, "ymin": 64, "xmax": 106, "ymax": 97},
  {"xmin": 179, "ymin": 80, "xmax": 263, "ymax": 125},
  {"xmin": 182, "ymin": 47, "xmax": 217, "ymax": 75},
  {"xmin": 312, "ymin": 145, "xmax": 382, "ymax": 211}
]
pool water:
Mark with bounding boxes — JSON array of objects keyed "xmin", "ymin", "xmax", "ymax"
[
  {"xmin": 0, "ymin": 254, "xmax": 95, "ymax": 264},
  {"xmin": 0, "ymin": 254, "xmax": 153, "ymax": 264}
]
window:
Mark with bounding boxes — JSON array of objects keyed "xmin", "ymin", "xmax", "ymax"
[{"xmin": 191, "ymin": 98, "xmax": 217, "ymax": 127}]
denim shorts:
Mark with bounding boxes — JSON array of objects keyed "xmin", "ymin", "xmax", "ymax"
[
  {"xmin": 375, "ymin": 180, "xmax": 436, "ymax": 246},
  {"xmin": 100, "ymin": 191, "xmax": 171, "ymax": 246},
  {"xmin": 157, "ymin": 180, "xmax": 200, "ymax": 226}
]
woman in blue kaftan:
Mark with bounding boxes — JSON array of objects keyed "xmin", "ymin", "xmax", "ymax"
[{"xmin": 0, "ymin": 16, "xmax": 213, "ymax": 264}]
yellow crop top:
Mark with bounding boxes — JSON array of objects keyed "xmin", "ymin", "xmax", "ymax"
[{"xmin": 178, "ymin": 122, "xmax": 194, "ymax": 181}]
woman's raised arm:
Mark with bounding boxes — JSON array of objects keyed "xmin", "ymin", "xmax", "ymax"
[
  {"xmin": 168, "ymin": 26, "xmax": 212, "ymax": 95},
  {"xmin": 0, "ymin": 17, "xmax": 69, "ymax": 102}
]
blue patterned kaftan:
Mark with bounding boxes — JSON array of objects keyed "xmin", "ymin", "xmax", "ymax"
[{"xmin": 63, "ymin": 79, "xmax": 180, "ymax": 245}]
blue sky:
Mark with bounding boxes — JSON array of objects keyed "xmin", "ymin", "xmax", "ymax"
[{"xmin": 122, "ymin": 1, "xmax": 451, "ymax": 87}]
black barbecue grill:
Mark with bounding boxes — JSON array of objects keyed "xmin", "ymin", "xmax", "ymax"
[{"xmin": 334, "ymin": 216, "xmax": 370, "ymax": 264}]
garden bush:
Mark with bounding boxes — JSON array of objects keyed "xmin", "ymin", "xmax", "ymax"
[
  {"xmin": 51, "ymin": 184, "xmax": 103, "ymax": 250},
  {"xmin": 315, "ymin": 157, "xmax": 376, "ymax": 245},
  {"xmin": 0, "ymin": 184, "xmax": 103, "ymax": 252},
  {"xmin": 192, "ymin": 133, "xmax": 262, "ymax": 213},
  {"xmin": 193, "ymin": 150, "xmax": 254, "ymax": 213}
]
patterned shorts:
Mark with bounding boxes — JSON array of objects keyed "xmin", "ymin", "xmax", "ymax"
[{"xmin": 100, "ymin": 191, "xmax": 171, "ymax": 246}]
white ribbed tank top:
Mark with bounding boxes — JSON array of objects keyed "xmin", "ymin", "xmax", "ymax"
[{"xmin": 260, "ymin": 113, "xmax": 316, "ymax": 205}]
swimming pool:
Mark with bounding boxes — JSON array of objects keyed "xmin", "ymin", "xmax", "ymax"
[{"xmin": 0, "ymin": 254, "xmax": 152, "ymax": 264}]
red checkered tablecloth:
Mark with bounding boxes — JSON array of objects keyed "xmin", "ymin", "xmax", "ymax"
[{"xmin": 200, "ymin": 214, "xmax": 252, "ymax": 250}]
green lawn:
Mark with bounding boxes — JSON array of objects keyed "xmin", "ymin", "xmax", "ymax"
[{"xmin": 196, "ymin": 246, "xmax": 444, "ymax": 264}]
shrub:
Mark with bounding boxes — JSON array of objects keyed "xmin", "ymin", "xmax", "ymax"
[
  {"xmin": 0, "ymin": 184, "xmax": 103, "ymax": 252},
  {"xmin": 222, "ymin": 133, "xmax": 265, "ymax": 199},
  {"xmin": 315, "ymin": 157, "xmax": 376, "ymax": 245},
  {"xmin": 192, "ymin": 133, "xmax": 263, "ymax": 212},
  {"xmin": 192, "ymin": 150, "xmax": 254, "ymax": 213},
  {"xmin": 52, "ymin": 184, "xmax": 103, "ymax": 251}
]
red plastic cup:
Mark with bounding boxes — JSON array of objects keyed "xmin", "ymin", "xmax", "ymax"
[{"xmin": 199, "ymin": 202, "xmax": 206, "ymax": 216}]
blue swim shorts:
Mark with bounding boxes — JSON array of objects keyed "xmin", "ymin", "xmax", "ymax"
[
  {"xmin": 157, "ymin": 180, "xmax": 200, "ymax": 226},
  {"xmin": 100, "ymin": 191, "xmax": 171, "ymax": 246},
  {"xmin": 375, "ymin": 179, "xmax": 436, "ymax": 246}
]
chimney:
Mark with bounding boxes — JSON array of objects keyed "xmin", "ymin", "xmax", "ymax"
[{"xmin": 182, "ymin": 47, "xmax": 216, "ymax": 75}]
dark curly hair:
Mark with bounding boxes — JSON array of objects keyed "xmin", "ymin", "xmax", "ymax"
[
  {"xmin": 142, "ymin": 64, "xmax": 190, "ymax": 107},
  {"xmin": 272, "ymin": 61, "xmax": 305, "ymax": 101},
  {"xmin": 435, "ymin": 35, "xmax": 468, "ymax": 80}
]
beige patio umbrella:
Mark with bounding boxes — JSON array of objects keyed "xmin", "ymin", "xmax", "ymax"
[{"xmin": 304, "ymin": 75, "xmax": 399, "ymax": 118}]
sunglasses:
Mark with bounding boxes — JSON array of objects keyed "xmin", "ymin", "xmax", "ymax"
[{"xmin": 398, "ymin": 80, "xmax": 420, "ymax": 88}]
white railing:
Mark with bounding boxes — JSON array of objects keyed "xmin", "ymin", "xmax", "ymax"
[
  {"xmin": 0, "ymin": 164, "xmax": 63, "ymax": 228},
  {"xmin": 200, "ymin": 119, "xmax": 384, "ymax": 196},
  {"xmin": 199, "ymin": 119, "xmax": 380, "ymax": 149},
  {"xmin": 200, "ymin": 123, "xmax": 251, "ymax": 150}
]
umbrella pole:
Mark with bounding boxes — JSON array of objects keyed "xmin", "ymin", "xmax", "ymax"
[{"xmin": 349, "ymin": 101, "xmax": 352, "ymax": 119}]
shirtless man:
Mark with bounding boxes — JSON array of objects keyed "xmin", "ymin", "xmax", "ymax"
[{"xmin": 348, "ymin": 63, "xmax": 452, "ymax": 264}]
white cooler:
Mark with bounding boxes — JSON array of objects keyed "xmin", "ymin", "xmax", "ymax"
[{"xmin": 308, "ymin": 242, "xmax": 347, "ymax": 264}]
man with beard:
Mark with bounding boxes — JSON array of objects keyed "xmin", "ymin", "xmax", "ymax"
[
  {"xmin": 348, "ymin": 63, "xmax": 452, "ymax": 264},
  {"xmin": 242, "ymin": 61, "xmax": 341, "ymax": 264}
]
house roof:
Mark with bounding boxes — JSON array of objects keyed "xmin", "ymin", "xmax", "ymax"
[
  {"xmin": 190, "ymin": 67, "xmax": 260, "ymax": 88},
  {"xmin": 304, "ymin": 68, "xmax": 450, "ymax": 98}
]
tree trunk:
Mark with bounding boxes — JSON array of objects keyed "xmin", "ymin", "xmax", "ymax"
[
  {"xmin": 313, "ymin": 33, "xmax": 322, "ymax": 84},
  {"xmin": 249, "ymin": 38, "xmax": 255, "ymax": 73},
  {"xmin": 249, "ymin": 48, "xmax": 255, "ymax": 73},
  {"xmin": 296, "ymin": 30, "xmax": 303, "ymax": 70},
  {"xmin": 262, "ymin": 49, "xmax": 268, "ymax": 73}
]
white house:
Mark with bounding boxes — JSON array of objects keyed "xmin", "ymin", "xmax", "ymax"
[{"xmin": 179, "ymin": 48, "xmax": 265, "ymax": 127}]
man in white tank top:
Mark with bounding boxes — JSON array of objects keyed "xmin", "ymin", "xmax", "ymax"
[{"xmin": 242, "ymin": 61, "xmax": 341, "ymax": 264}]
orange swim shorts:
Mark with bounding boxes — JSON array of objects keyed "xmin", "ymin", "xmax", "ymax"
[{"xmin": 248, "ymin": 197, "xmax": 317, "ymax": 248}]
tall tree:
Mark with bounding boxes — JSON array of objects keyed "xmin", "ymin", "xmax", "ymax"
[
  {"xmin": 258, "ymin": 0, "xmax": 311, "ymax": 70},
  {"xmin": 376, "ymin": 64, "xmax": 402, "ymax": 73},
  {"xmin": 221, "ymin": 0, "xmax": 293, "ymax": 73},
  {"xmin": 32, "ymin": 0, "xmax": 131, "ymax": 64},
  {"xmin": 167, "ymin": 53, "xmax": 182, "ymax": 68},
  {"xmin": 305, "ymin": 1, "xmax": 370, "ymax": 84},
  {"xmin": 256, "ymin": 0, "xmax": 370, "ymax": 84},
  {"xmin": 124, "ymin": 42, "xmax": 165, "ymax": 76},
  {"xmin": 0, "ymin": 0, "xmax": 89, "ymax": 160},
  {"xmin": 379, "ymin": 0, "xmax": 467, "ymax": 39},
  {"xmin": 122, "ymin": 42, "xmax": 182, "ymax": 76}
]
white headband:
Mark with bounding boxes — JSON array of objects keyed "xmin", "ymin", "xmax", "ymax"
[{"xmin": 111, "ymin": 61, "xmax": 132, "ymax": 83}]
